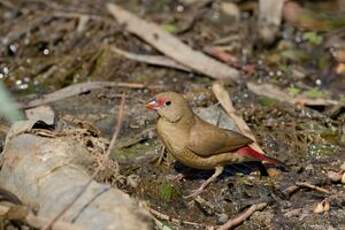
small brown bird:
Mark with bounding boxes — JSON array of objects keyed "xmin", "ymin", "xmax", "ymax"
[{"xmin": 145, "ymin": 91, "xmax": 282, "ymax": 198}]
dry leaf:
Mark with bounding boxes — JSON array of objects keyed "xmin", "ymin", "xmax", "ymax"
[{"xmin": 313, "ymin": 200, "xmax": 330, "ymax": 214}]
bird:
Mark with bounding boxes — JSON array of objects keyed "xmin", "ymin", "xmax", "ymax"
[{"xmin": 145, "ymin": 91, "xmax": 283, "ymax": 198}]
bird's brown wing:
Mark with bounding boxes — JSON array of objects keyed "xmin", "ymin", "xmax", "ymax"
[{"xmin": 187, "ymin": 117, "xmax": 253, "ymax": 157}]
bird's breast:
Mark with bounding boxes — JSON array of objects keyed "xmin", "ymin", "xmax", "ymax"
[{"xmin": 157, "ymin": 119, "xmax": 189, "ymax": 156}]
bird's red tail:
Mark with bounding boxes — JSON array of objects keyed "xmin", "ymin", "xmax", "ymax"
[{"xmin": 237, "ymin": 146, "xmax": 281, "ymax": 165}]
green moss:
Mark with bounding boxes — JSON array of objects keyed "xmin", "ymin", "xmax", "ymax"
[
  {"xmin": 258, "ymin": 96, "xmax": 277, "ymax": 107},
  {"xmin": 288, "ymin": 87, "xmax": 301, "ymax": 96},
  {"xmin": 280, "ymin": 49, "xmax": 310, "ymax": 62},
  {"xmin": 113, "ymin": 139, "xmax": 157, "ymax": 161},
  {"xmin": 303, "ymin": 32, "xmax": 323, "ymax": 45},
  {"xmin": 159, "ymin": 181, "xmax": 176, "ymax": 202},
  {"xmin": 305, "ymin": 88, "xmax": 327, "ymax": 98},
  {"xmin": 161, "ymin": 23, "xmax": 178, "ymax": 33},
  {"xmin": 307, "ymin": 144, "xmax": 339, "ymax": 159}
]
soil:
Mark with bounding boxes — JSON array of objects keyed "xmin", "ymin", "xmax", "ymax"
[{"xmin": 0, "ymin": 0, "xmax": 345, "ymax": 229}]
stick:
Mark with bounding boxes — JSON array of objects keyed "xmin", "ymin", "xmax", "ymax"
[
  {"xmin": 20, "ymin": 81, "xmax": 154, "ymax": 109},
  {"xmin": 110, "ymin": 46, "xmax": 191, "ymax": 72},
  {"xmin": 43, "ymin": 94, "xmax": 126, "ymax": 230},
  {"xmin": 296, "ymin": 182, "xmax": 331, "ymax": 194},
  {"xmin": 106, "ymin": 3, "xmax": 240, "ymax": 82},
  {"xmin": 105, "ymin": 93, "xmax": 126, "ymax": 157},
  {"xmin": 217, "ymin": 202, "xmax": 267, "ymax": 230},
  {"xmin": 212, "ymin": 82, "xmax": 264, "ymax": 154},
  {"xmin": 147, "ymin": 206, "xmax": 203, "ymax": 227}
]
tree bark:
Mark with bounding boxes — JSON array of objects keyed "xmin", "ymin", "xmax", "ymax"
[{"xmin": 0, "ymin": 120, "xmax": 152, "ymax": 230}]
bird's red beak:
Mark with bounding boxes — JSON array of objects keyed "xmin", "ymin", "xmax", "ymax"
[{"xmin": 145, "ymin": 98, "xmax": 161, "ymax": 111}]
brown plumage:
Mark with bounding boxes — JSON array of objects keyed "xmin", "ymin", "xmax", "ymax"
[{"xmin": 145, "ymin": 91, "xmax": 281, "ymax": 198}]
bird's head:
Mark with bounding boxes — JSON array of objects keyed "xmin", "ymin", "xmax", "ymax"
[{"xmin": 145, "ymin": 91, "xmax": 191, "ymax": 123}]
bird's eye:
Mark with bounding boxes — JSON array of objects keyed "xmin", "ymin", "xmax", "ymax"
[{"xmin": 165, "ymin": 101, "xmax": 171, "ymax": 106}]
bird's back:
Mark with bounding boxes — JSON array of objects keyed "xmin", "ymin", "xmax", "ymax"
[{"xmin": 187, "ymin": 116, "xmax": 253, "ymax": 157}]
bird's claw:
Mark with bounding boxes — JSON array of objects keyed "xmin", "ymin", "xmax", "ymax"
[{"xmin": 166, "ymin": 173, "xmax": 185, "ymax": 182}]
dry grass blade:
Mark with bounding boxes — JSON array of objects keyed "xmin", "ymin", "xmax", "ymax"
[
  {"xmin": 110, "ymin": 46, "xmax": 191, "ymax": 72},
  {"xmin": 212, "ymin": 82, "xmax": 264, "ymax": 154},
  {"xmin": 217, "ymin": 202, "xmax": 267, "ymax": 230},
  {"xmin": 43, "ymin": 93, "xmax": 126, "ymax": 230},
  {"xmin": 105, "ymin": 93, "xmax": 126, "ymax": 158},
  {"xmin": 107, "ymin": 3, "xmax": 240, "ymax": 82}
]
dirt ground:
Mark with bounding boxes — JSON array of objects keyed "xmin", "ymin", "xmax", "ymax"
[{"xmin": 1, "ymin": 0, "xmax": 345, "ymax": 229}]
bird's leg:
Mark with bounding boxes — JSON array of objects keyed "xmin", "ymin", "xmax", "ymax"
[
  {"xmin": 155, "ymin": 145, "xmax": 166, "ymax": 166},
  {"xmin": 184, "ymin": 166, "xmax": 224, "ymax": 199},
  {"xmin": 151, "ymin": 145, "xmax": 176, "ymax": 168}
]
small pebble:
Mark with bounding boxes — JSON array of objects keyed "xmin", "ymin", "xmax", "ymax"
[{"xmin": 217, "ymin": 213, "xmax": 229, "ymax": 224}]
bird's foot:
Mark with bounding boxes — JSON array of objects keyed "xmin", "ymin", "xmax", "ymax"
[
  {"xmin": 184, "ymin": 166, "xmax": 224, "ymax": 199},
  {"xmin": 151, "ymin": 146, "xmax": 166, "ymax": 166},
  {"xmin": 166, "ymin": 173, "xmax": 185, "ymax": 182}
]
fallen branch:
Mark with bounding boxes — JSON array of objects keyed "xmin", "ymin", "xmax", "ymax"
[
  {"xmin": 0, "ymin": 104, "xmax": 150, "ymax": 229},
  {"xmin": 217, "ymin": 202, "xmax": 268, "ymax": 230},
  {"xmin": 110, "ymin": 46, "xmax": 191, "ymax": 72},
  {"xmin": 20, "ymin": 81, "xmax": 156, "ymax": 109},
  {"xmin": 107, "ymin": 3, "xmax": 240, "ymax": 82},
  {"xmin": 44, "ymin": 93, "xmax": 126, "ymax": 229},
  {"xmin": 212, "ymin": 82, "xmax": 264, "ymax": 154}
]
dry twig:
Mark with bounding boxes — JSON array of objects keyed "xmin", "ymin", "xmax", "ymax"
[
  {"xmin": 43, "ymin": 93, "xmax": 126, "ymax": 230},
  {"xmin": 217, "ymin": 202, "xmax": 268, "ymax": 230},
  {"xmin": 147, "ymin": 206, "xmax": 203, "ymax": 227},
  {"xmin": 212, "ymin": 82, "xmax": 264, "ymax": 154},
  {"xmin": 20, "ymin": 81, "xmax": 153, "ymax": 109},
  {"xmin": 283, "ymin": 182, "xmax": 331, "ymax": 197},
  {"xmin": 107, "ymin": 3, "xmax": 240, "ymax": 82},
  {"xmin": 296, "ymin": 182, "xmax": 331, "ymax": 194}
]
